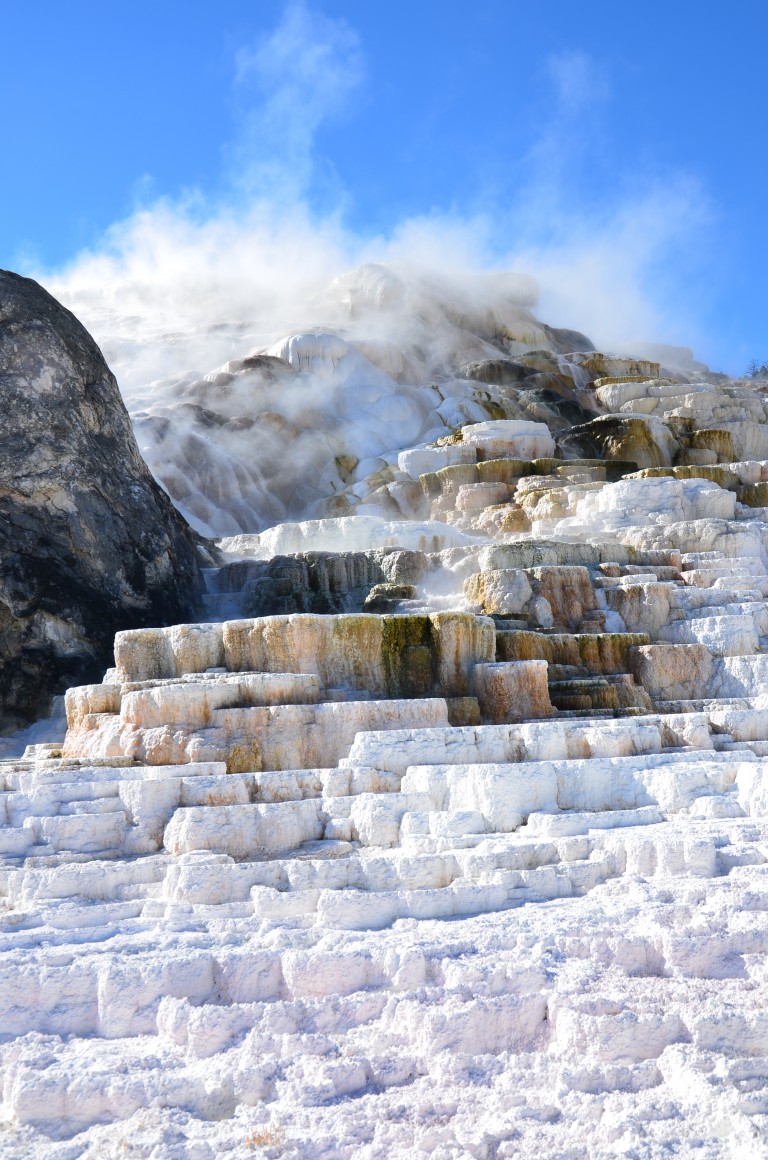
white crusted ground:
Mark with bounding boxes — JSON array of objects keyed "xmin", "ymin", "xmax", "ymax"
[
  {"xmin": 5, "ymin": 630, "xmax": 768, "ymax": 1156},
  {"xmin": 2, "ymin": 822, "xmax": 768, "ymax": 1158}
]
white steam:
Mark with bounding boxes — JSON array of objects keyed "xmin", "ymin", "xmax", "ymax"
[
  {"xmin": 231, "ymin": 1, "xmax": 363, "ymax": 199},
  {"xmin": 26, "ymin": 3, "xmax": 716, "ymax": 538}
]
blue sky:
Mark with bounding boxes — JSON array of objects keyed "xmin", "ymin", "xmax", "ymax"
[{"xmin": 2, "ymin": 1, "xmax": 766, "ymax": 373}]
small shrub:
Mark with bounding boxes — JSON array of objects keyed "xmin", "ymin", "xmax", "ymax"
[{"xmin": 245, "ymin": 1122, "xmax": 284, "ymax": 1150}]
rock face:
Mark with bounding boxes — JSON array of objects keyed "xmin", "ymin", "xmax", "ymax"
[{"xmin": 0, "ymin": 271, "xmax": 203, "ymax": 724}]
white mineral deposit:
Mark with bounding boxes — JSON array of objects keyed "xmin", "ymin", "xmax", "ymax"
[{"xmin": 4, "ymin": 252, "xmax": 768, "ymax": 1159}]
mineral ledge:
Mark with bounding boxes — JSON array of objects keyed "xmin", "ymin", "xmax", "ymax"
[{"xmin": 6, "ymin": 280, "xmax": 768, "ymax": 1157}]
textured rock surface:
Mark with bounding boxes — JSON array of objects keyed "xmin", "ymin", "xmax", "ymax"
[{"xmin": 0, "ymin": 271, "xmax": 203, "ymax": 725}]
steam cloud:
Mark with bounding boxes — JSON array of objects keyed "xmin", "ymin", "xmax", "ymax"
[{"xmin": 27, "ymin": 2, "xmax": 714, "ymax": 539}]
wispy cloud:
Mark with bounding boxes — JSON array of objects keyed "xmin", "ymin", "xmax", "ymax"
[
  {"xmin": 546, "ymin": 49, "xmax": 610, "ymax": 113},
  {"xmin": 35, "ymin": 5, "xmax": 715, "ymax": 386},
  {"xmin": 229, "ymin": 1, "xmax": 364, "ymax": 200}
]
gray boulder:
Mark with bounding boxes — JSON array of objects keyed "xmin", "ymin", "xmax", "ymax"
[{"xmin": 0, "ymin": 270, "xmax": 204, "ymax": 725}]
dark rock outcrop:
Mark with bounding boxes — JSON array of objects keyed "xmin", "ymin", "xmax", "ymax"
[
  {"xmin": 207, "ymin": 550, "xmax": 430, "ymax": 619},
  {"xmin": 0, "ymin": 270, "xmax": 204, "ymax": 725},
  {"xmin": 558, "ymin": 414, "xmax": 679, "ymax": 469},
  {"xmin": 459, "ymin": 359, "xmax": 536, "ymax": 386}
]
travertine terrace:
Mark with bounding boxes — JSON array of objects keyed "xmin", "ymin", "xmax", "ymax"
[{"xmin": 4, "ymin": 268, "xmax": 768, "ymax": 1157}]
